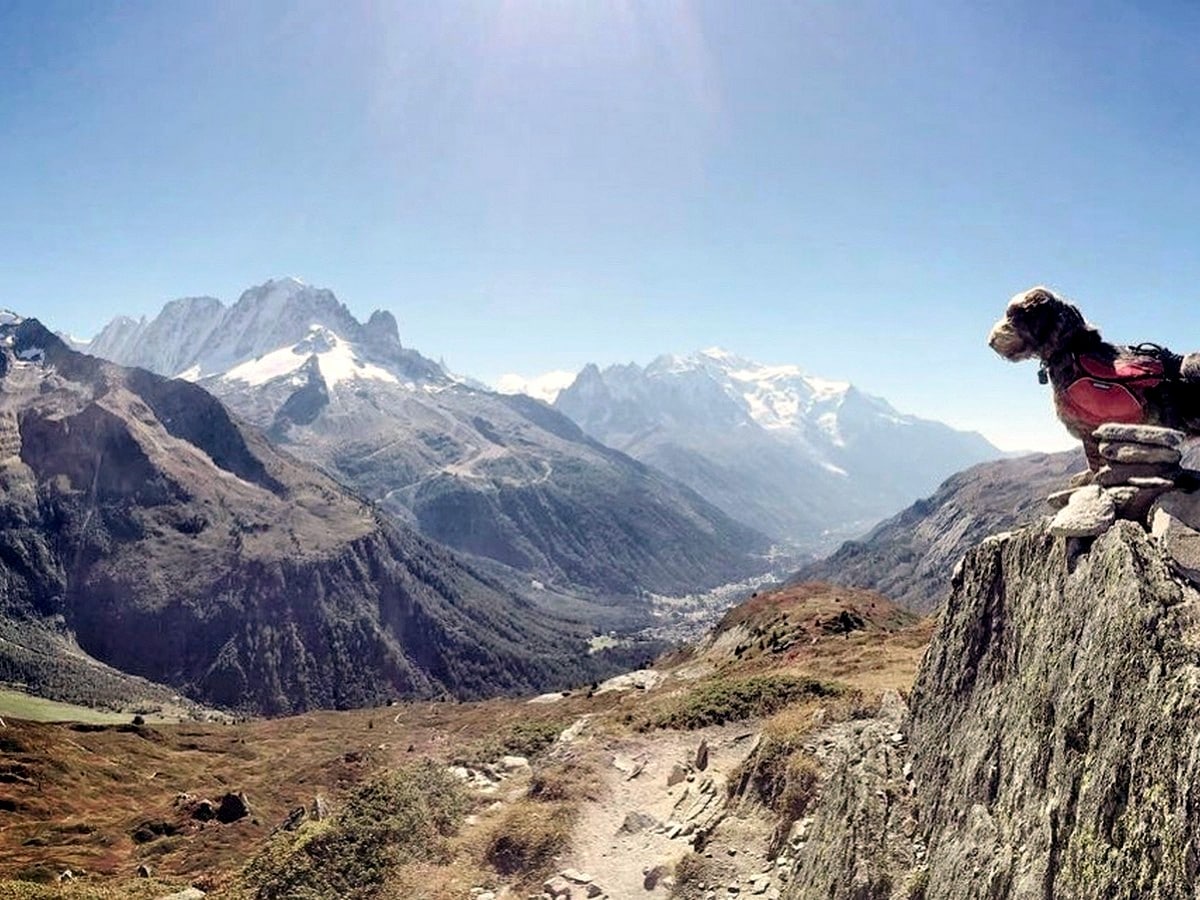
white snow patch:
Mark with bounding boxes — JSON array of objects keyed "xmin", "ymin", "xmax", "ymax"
[
  {"xmin": 0, "ymin": 311, "xmax": 23, "ymax": 326},
  {"xmin": 175, "ymin": 364, "xmax": 202, "ymax": 382},
  {"xmin": 495, "ymin": 370, "xmax": 578, "ymax": 404},
  {"xmin": 222, "ymin": 325, "xmax": 399, "ymax": 389},
  {"xmin": 16, "ymin": 347, "xmax": 44, "ymax": 363}
]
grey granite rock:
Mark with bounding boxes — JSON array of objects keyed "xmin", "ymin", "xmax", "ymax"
[
  {"xmin": 1096, "ymin": 462, "xmax": 1180, "ymax": 486},
  {"xmin": 784, "ymin": 520, "xmax": 1200, "ymax": 900},
  {"xmin": 908, "ymin": 523, "xmax": 1198, "ymax": 899},
  {"xmin": 1049, "ymin": 484, "xmax": 1116, "ymax": 537},
  {"xmin": 1099, "ymin": 441, "xmax": 1182, "ymax": 466},
  {"xmin": 1151, "ymin": 492, "xmax": 1200, "ymax": 582},
  {"xmin": 1046, "ymin": 487, "xmax": 1079, "ymax": 510},
  {"xmin": 1093, "ymin": 423, "xmax": 1186, "ymax": 448}
]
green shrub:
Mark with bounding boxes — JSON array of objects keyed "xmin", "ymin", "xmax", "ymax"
[
  {"xmin": 240, "ymin": 759, "xmax": 468, "ymax": 899},
  {"xmin": 456, "ymin": 718, "xmax": 562, "ymax": 767},
  {"xmin": 643, "ymin": 674, "xmax": 843, "ymax": 730},
  {"xmin": 483, "ymin": 800, "xmax": 575, "ymax": 879}
]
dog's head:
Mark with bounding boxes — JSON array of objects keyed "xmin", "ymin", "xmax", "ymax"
[{"xmin": 988, "ymin": 286, "xmax": 1096, "ymax": 362}]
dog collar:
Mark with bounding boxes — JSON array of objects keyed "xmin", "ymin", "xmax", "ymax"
[{"xmin": 1038, "ymin": 366, "xmax": 1048, "ymax": 385}]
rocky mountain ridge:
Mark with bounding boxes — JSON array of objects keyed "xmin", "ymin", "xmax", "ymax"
[
  {"xmin": 76, "ymin": 279, "xmax": 773, "ymax": 598},
  {"xmin": 0, "ymin": 317, "xmax": 641, "ymax": 714},
  {"xmin": 551, "ymin": 348, "xmax": 1001, "ymax": 549},
  {"xmin": 793, "ymin": 449, "xmax": 1085, "ymax": 612}
]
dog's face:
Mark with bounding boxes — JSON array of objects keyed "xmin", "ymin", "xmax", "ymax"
[{"xmin": 988, "ymin": 286, "xmax": 1091, "ymax": 362}]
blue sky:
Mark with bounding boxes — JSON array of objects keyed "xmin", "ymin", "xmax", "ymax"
[{"xmin": 4, "ymin": 1, "xmax": 1200, "ymax": 450}]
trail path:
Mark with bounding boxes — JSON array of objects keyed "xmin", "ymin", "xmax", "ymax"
[{"xmin": 557, "ymin": 721, "xmax": 781, "ymax": 899}]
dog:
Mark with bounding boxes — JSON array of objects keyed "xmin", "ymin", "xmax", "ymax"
[{"xmin": 989, "ymin": 286, "xmax": 1200, "ymax": 471}]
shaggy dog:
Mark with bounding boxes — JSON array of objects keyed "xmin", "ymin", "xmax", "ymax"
[{"xmin": 989, "ymin": 286, "xmax": 1200, "ymax": 471}]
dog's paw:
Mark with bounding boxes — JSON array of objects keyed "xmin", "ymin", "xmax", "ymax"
[{"xmin": 1182, "ymin": 352, "xmax": 1200, "ymax": 382}]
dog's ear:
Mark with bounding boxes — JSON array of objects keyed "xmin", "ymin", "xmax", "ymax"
[{"xmin": 1010, "ymin": 287, "xmax": 1091, "ymax": 356}]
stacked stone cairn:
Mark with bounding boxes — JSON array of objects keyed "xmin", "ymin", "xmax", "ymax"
[{"xmin": 1048, "ymin": 423, "xmax": 1200, "ymax": 582}]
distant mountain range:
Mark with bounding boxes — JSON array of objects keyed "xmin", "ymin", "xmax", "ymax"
[
  {"xmin": 792, "ymin": 450, "xmax": 1085, "ymax": 611},
  {"xmin": 76, "ymin": 279, "xmax": 771, "ymax": 598},
  {"xmin": 540, "ymin": 349, "xmax": 1002, "ymax": 550},
  {"xmin": 1, "ymin": 316, "xmax": 652, "ymax": 714}
]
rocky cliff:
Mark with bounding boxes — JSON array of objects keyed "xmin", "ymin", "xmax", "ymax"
[
  {"xmin": 0, "ymin": 318, "xmax": 638, "ymax": 715},
  {"xmin": 786, "ymin": 503, "xmax": 1200, "ymax": 898}
]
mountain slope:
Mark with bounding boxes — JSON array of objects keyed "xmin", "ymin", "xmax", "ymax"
[
  {"xmin": 792, "ymin": 450, "xmax": 1084, "ymax": 612},
  {"xmin": 78, "ymin": 280, "xmax": 771, "ymax": 597},
  {"xmin": 0, "ymin": 316, "xmax": 640, "ymax": 714},
  {"xmin": 552, "ymin": 348, "xmax": 1001, "ymax": 550}
]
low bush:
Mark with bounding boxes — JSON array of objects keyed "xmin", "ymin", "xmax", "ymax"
[
  {"xmin": 527, "ymin": 759, "xmax": 600, "ymax": 803},
  {"xmin": 671, "ymin": 852, "xmax": 716, "ymax": 898},
  {"xmin": 483, "ymin": 799, "xmax": 575, "ymax": 881},
  {"xmin": 239, "ymin": 759, "xmax": 468, "ymax": 899},
  {"xmin": 642, "ymin": 674, "xmax": 844, "ymax": 731},
  {"xmin": 455, "ymin": 718, "xmax": 563, "ymax": 767}
]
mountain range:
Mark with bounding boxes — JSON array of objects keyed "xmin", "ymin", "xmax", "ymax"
[
  {"xmin": 76, "ymin": 279, "xmax": 771, "ymax": 599},
  {"xmin": 793, "ymin": 449, "xmax": 1085, "ymax": 611},
  {"xmin": 548, "ymin": 348, "xmax": 1002, "ymax": 549},
  {"xmin": 0, "ymin": 315, "xmax": 648, "ymax": 714}
]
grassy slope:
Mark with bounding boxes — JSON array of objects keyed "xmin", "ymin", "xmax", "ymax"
[
  {"xmin": 0, "ymin": 689, "xmax": 132, "ymax": 725},
  {"xmin": 0, "ymin": 582, "xmax": 931, "ymax": 898}
]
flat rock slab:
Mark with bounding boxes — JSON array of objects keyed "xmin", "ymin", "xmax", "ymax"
[
  {"xmin": 1097, "ymin": 463, "xmax": 1181, "ymax": 486},
  {"xmin": 1099, "ymin": 441, "xmax": 1182, "ymax": 466},
  {"xmin": 594, "ymin": 669, "xmax": 662, "ymax": 695},
  {"xmin": 1050, "ymin": 484, "xmax": 1117, "ymax": 538},
  {"xmin": 1047, "ymin": 487, "xmax": 1080, "ymax": 510},
  {"xmin": 1093, "ymin": 423, "xmax": 1187, "ymax": 448}
]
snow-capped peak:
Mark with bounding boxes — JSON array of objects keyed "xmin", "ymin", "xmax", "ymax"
[
  {"xmin": 221, "ymin": 324, "xmax": 399, "ymax": 389},
  {"xmin": 0, "ymin": 310, "xmax": 24, "ymax": 327}
]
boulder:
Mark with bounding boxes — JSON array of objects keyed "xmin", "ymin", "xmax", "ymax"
[
  {"xmin": 1093, "ymin": 423, "xmax": 1186, "ymax": 448},
  {"xmin": 156, "ymin": 890, "xmax": 206, "ymax": 900},
  {"xmin": 216, "ymin": 791, "xmax": 250, "ymax": 824},
  {"xmin": 668, "ymin": 763, "xmax": 689, "ymax": 787},
  {"xmin": 498, "ymin": 755, "xmax": 530, "ymax": 773},
  {"xmin": 788, "ymin": 521, "xmax": 1200, "ymax": 899},
  {"xmin": 643, "ymin": 864, "xmax": 672, "ymax": 890},
  {"xmin": 617, "ymin": 810, "xmax": 658, "ymax": 835},
  {"xmin": 1048, "ymin": 484, "xmax": 1116, "ymax": 537},
  {"xmin": 543, "ymin": 874, "xmax": 573, "ymax": 898},
  {"xmin": 189, "ymin": 799, "xmax": 216, "ymax": 822}
]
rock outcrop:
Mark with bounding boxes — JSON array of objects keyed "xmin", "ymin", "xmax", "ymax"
[{"xmin": 786, "ymin": 512, "xmax": 1200, "ymax": 898}]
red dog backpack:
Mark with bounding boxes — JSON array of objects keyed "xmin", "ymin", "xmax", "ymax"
[{"xmin": 1056, "ymin": 353, "xmax": 1166, "ymax": 428}]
